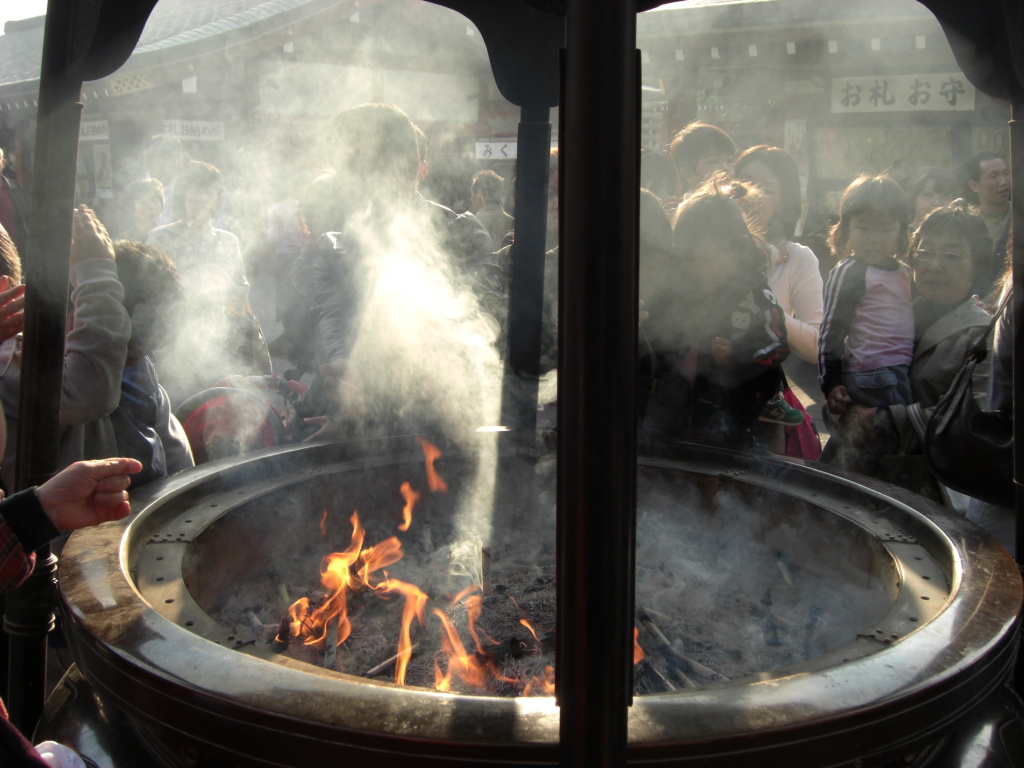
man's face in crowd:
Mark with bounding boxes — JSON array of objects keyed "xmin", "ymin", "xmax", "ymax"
[{"xmin": 970, "ymin": 157, "xmax": 1010, "ymax": 211}]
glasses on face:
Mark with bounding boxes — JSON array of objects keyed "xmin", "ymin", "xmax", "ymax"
[{"xmin": 914, "ymin": 249, "xmax": 969, "ymax": 267}]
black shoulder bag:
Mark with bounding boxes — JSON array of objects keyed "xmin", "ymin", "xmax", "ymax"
[{"xmin": 923, "ymin": 298, "xmax": 1013, "ymax": 507}]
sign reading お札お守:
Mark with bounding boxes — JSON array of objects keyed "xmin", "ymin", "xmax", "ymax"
[{"xmin": 831, "ymin": 74, "xmax": 975, "ymax": 114}]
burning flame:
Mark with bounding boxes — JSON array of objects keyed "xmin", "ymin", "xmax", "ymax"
[
  {"xmin": 448, "ymin": 584, "xmax": 480, "ymax": 607},
  {"xmin": 379, "ymin": 578, "xmax": 428, "ymax": 685},
  {"xmin": 284, "ymin": 509, "xmax": 406, "ymax": 654},
  {"xmin": 285, "ymin": 597, "xmax": 311, "ymax": 642},
  {"xmin": 398, "ymin": 481, "xmax": 419, "ymax": 532},
  {"xmin": 465, "ymin": 594, "xmax": 498, "ymax": 648},
  {"xmin": 433, "ymin": 607, "xmax": 489, "ymax": 691},
  {"xmin": 634, "ymin": 626, "xmax": 645, "ymax": 665},
  {"xmin": 417, "ymin": 437, "xmax": 448, "ymax": 493},
  {"xmin": 523, "ymin": 666, "xmax": 556, "ymax": 696},
  {"xmin": 520, "ymin": 618, "xmax": 541, "ymax": 645},
  {"xmin": 356, "ymin": 536, "xmax": 404, "ymax": 587},
  {"xmin": 278, "ymin": 465, "xmax": 564, "ymax": 697}
]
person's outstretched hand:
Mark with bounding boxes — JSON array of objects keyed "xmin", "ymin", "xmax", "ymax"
[{"xmin": 36, "ymin": 458, "xmax": 143, "ymax": 532}]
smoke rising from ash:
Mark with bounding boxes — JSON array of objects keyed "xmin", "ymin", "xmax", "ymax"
[
  {"xmin": 322, "ymin": 199, "xmax": 503, "ymax": 580},
  {"xmin": 634, "ymin": 476, "xmax": 894, "ymax": 676},
  {"xmin": 319, "ymin": 203, "xmax": 503, "ymax": 442}
]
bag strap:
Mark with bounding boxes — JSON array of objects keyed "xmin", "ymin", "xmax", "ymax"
[
  {"xmin": 932, "ymin": 357, "xmax": 978, "ymax": 436},
  {"xmin": 966, "ymin": 293, "xmax": 1010, "ymax": 362}
]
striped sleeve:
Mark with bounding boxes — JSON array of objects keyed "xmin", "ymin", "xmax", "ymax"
[
  {"xmin": 818, "ymin": 259, "xmax": 867, "ymax": 395},
  {"xmin": 0, "ymin": 487, "xmax": 58, "ymax": 594},
  {"xmin": 0, "ymin": 523, "xmax": 34, "ymax": 594}
]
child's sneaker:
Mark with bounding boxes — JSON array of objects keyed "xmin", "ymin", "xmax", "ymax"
[{"xmin": 759, "ymin": 393, "xmax": 805, "ymax": 425}]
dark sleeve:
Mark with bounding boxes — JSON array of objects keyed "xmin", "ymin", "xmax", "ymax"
[
  {"xmin": 0, "ymin": 487, "xmax": 59, "ymax": 594},
  {"xmin": 1, "ymin": 488, "xmax": 60, "ymax": 552},
  {"xmin": 749, "ymin": 290, "xmax": 789, "ymax": 367},
  {"xmin": 446, "ymin": 212, "xmax": 494, "ymax": 262},
  {"xmin": 307, "ymin": 236, "xmax": 366, "ymax": 366},
  {"xmin": 818, "ymin": 259, "xmax": 867, "ymax": 395},
  {"xmin": 720, "ymin": 287, "xmax": 789, "ymax": 385}
]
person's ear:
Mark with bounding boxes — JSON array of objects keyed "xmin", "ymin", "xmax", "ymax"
[
  {"xmin": 967, "ymin": 178, "xmax": 980, "ymax": 194},
  {"xmin": 417, "ymin": 161, "xmax": 429, "ymax": 184}
]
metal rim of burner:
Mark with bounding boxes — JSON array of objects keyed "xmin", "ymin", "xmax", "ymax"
[{"xmin": 54, "ymin": 438, "xmax": 1022, "ymax": 767}]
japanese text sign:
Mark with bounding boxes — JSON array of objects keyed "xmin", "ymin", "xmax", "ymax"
[
  {"xmin": 79, "ymin": 121, "xmax": 109, "ymax": 141},
  {"xmin": 831, "ymin": 74, "xmax": 975, "ymax": 114},
  {"xmin": 475, "ymin": 142, "xmax": 517, "ymax": 160},
  {"xmin": 161, "ymin": 120, "xmax": 225, "ymax": 141}
]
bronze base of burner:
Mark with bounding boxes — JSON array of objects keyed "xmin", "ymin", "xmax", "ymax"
[{"xmin": 37, "ymin": 665, "xmax": 1024, "ymax": 768}]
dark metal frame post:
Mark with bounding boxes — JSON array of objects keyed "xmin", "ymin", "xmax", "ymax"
[
  {"xmin": 557, "ymin": 1, "xmax": 639, "ymax": 766},
  {"xmin": 2, "ymin": 0, "xmax": 157, "ymax": 730},
  {"xmin": 1010, "ymin": 105, "xmax": 1024, "ymax": 568},
  {"xmin": 4, "ymin": 4, "xmax": 85, "ymax": 731},
  {"xmin": 503, "ymin": 103, "xmax": 552, "ymax": 428},
  {"xmin": 1009, "ymin": 105, "xmax": 1024, "ymax": 697}
]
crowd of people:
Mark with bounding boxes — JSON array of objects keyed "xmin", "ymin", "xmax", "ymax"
[
  {"xmin": 636, "ymin": 120, "xmax": 1013, "ymax": 555},
  {"xmin": 0, "ymin": 108, "xmax": 1015, "ymax": 531},
  {"xmin": 0, "ymin": 109, "xmax": 1015, "ymax": 490},
  {"xmin": 0, "ymin": 104, "xmax": 1016, "ymax": 762}
]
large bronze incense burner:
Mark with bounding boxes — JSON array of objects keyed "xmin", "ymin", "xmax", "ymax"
[{"xmin": 43, "ymin": 437, "xmax": 1021, "ymax": 766}]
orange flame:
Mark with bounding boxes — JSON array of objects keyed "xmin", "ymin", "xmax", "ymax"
[
  {"xmin": 379, "ymin": 579, "xmax": 428, "ymax": 685},
  {"xmin": 464, "ymin": 593, "xmax": 498, "ymax": 649},
  {"xmin": 283, "ymin": 466, "xmax": 564, "ymax": 697},
  {"xmin": 448, "ymin": 584, "xmax": 480, "ymax": 608},
  {"xmin": 633, "ymin": 626, "xmax": 645, "ymax": 665},
  {"xmin": 416, "ymin": 437, "xmax": 448, "ymax": 493},
  {"xmin": 433, "ymin": 607, "xmax": 489, "ymax": 691},
  {"xmin": 357, "ymin": 536, "xmax": 404, "ymax": 588},
  {"xmin": 284, "ymin": 511, "xmax": 409, "ymax": 654},
  {"xmin": 520, "ymin": 618, "xmax": 540, "ymax": 645},
  {"xmin": 286, "ymin": 597, "xmax": 311, "ymax": 640},
  {"xmin": 398, "ymin": 482, "xmax": 419, "ymax": 532},
  {"xmin": 434, "ymin": 657, "xmax": 451, "ymax": 692},
  {"xmin": 523, "ymin": 666, "xmax": 556, "ymax": 696},
  {"xmin": 304, "ymin": 513, "xmax": 365, "ymax": 647}
]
